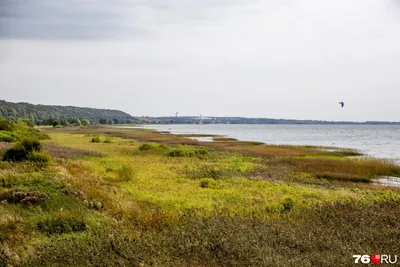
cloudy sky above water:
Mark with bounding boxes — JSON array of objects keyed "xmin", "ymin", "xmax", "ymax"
[{"xmin": 1, "ymin": 0, "xmax": 400, "ymax": 121}]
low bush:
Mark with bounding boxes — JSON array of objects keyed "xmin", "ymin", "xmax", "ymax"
[
  {"xmin": 168, "ymin": 147, "xmax": 209, "ymax": 158},
  {"xmin": 199, "ymin": 178, "xmax": 218, "ymax": 189},
  {"xmin": 0, "ymin": 132, "xmax": 16, "ymax": 142},
  {"xmin": 0, "ymin": 118, "xmax": 14, "ymax": 131},
  {"xmin": 282, "ymin": 197, "xmax": 295, "ymax": 212},
  {"xmin": 21, "ymin": 139, "xmax": 42, "ymax": 152},
  {"xmin": 37, "ymin": 215, "xmax": 86, "ymax": 235},
  {"xmin": 91, "ymin": 137, "xmax": 101, "ymax": 143},
  {"xmin": 159, "ymin": 144, "xmax": 169, "ymax": 150},
  {"xmin": 168, "ymin": 149, "xmax": 192, "ymax": 157},
  {"xmin": 2, "ymin": 139, "xmax": 51, "ymax": 166},
  {"xmin": 25, "ymin": 127, "xmax": 50, "ymax": 140},
  {"xmin": 139, "ymin": 143, "xmax": 159, "ymax": 151},
  {"xmin": 0, "ymin": 129, "xmax": 45, "ymax": 143},
  {"xmin": 3, "ymin": 143, "xmax": 28, "ymax": 162},
  {"xmin": 27, "ymin": 151, "xmax": 50, "ymax": 163},
  {"xmin": 194, "ymin": 148, "xmax": 209, "ymax": 156}
]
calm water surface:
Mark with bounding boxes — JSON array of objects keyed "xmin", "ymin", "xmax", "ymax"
[{"xmin": 131, "ymin": 124, "xmax": 400, "ymax": 160}]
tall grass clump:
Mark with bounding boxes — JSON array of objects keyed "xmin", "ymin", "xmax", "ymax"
[{"xmin": 117, "ymin": 165, "xmax": 135, "ymax": 182}]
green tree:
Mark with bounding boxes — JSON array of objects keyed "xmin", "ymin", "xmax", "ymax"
[
  {"xmin": 81, "ymin": 119, "xmax": 90, "ymax": 126},
  {"xmin": 52, "ymin": 120, "xmax": 60, "ymax": 127},
  {"xmin": 61, "ymin": 119, "xmax": 70, "ymax": 127}
]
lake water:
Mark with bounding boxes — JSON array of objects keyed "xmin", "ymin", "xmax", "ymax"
[{"xmin": 130, "ymin": 124, "xmax": 400, "ymax": 161}]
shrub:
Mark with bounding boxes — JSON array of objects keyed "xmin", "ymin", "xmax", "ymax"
[
  {"xmin": 0, "ymin": 132, "xmax": 16, "ymax": 142},
  {"xmin": 168, "ymin": 149, "xmax": 193, "ymax": 157},
  {"xmin": 21, "ymin": 139, "xmax": 42, "ymax": 152},
  {"xmin": 168, "ymin": 147, "xmax": 208, "ymax": 158},
  {"xmin": 3, "ymin": 139, "xmax": 44, "ymax": 162},
  {"xmin": 139, "ymin": 143, "xmax": 159, "ymax": 151},
  {"xmin": 91, "ymin": 137, "xmax": 101, "ymax": 143},
  {"xmin": 282, "ymin": 197, "xmax": 294, "ymax": 212},
  {"xmin": 0, "ymin": 118, "xmax": 14, "ymax": 131},
  {"xmin": 52, "ymin": 120, "xmax": 60, "ymax": 127},
  {"xmin": 25, "ymin": 128, "xmax": 50, "ymax": 140},
  {"xmin": 200, "ymin": 178, "xmax": 218, "ymax": 189},
  {"xmin": 37, "ymin": 216, "xmax": 86, "ymax": 235},
  {"xmin": 194, "ymin": 148, "xmax": 209, "ymax": 156},
  {"xmin": 27, "ymin": 151, "xmax": 50, "ymax": 163},
  {"xmin": 3, "ymin": 143, "xmax": 28, "ymax": 161},
  {"xmin": 159, "ymin": 144, "xmax": 169, "ymax": 150},
  {"xmin": 0, "ymin": 127, "xmax": 48, "ymax": 142},
  {"xmin": 103, "ymin": 138, "xmax": 112, "ymax": 144}
]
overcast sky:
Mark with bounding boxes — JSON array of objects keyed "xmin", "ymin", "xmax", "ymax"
[{"xmin": 1, "ymin": 0, "xmax": 400, "ymax": 121}]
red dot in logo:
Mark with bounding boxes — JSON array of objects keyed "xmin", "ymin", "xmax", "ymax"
[{"xmin": 371, "ymin": 254, "xmax": 380, "ymax": 264}]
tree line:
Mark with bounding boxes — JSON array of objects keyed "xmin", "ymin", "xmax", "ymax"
[{"xmin": 0, "ymin": 100, "xmax": 138, "ymax": 126}]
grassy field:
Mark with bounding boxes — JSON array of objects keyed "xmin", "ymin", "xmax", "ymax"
[{"xmin": 1, "ymin": 125, "xmax": 400, "ymax": 266}]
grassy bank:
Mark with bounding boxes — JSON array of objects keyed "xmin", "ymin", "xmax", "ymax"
[{"xmin": 1, "ymin": 125, "xmax": 400, "ymax": 266}]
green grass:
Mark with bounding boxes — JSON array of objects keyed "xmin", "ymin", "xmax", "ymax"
[{"xmin": 1, "ymin": 126, "xmax": 400, "ymax": 266}]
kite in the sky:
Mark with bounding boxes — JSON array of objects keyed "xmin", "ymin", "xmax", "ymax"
[
  {"xmin": 175, "ymin": 111, "xmax": 180, "ymax": 117},
  {"xmin": 339, "ymin": 102, "xmax": 344, "ymax": 108}
]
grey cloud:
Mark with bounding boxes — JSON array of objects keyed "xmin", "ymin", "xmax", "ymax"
[
  {"xmin": 0, "ymin": 0, "xmax": 255, "ymax": 40},
  {"xmin": 0, "ymin": 0, "xmax": 150, "ymax": 39}
]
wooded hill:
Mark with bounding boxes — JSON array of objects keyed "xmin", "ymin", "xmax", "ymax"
[{"xmin": 0, "ymin": 100, "xmax": 137, "ymax": 126}]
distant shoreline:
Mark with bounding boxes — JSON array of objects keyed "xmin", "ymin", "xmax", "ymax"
[{"xmin": 137, "ymin": 117, "xmax": 400, "ymax": 125}]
